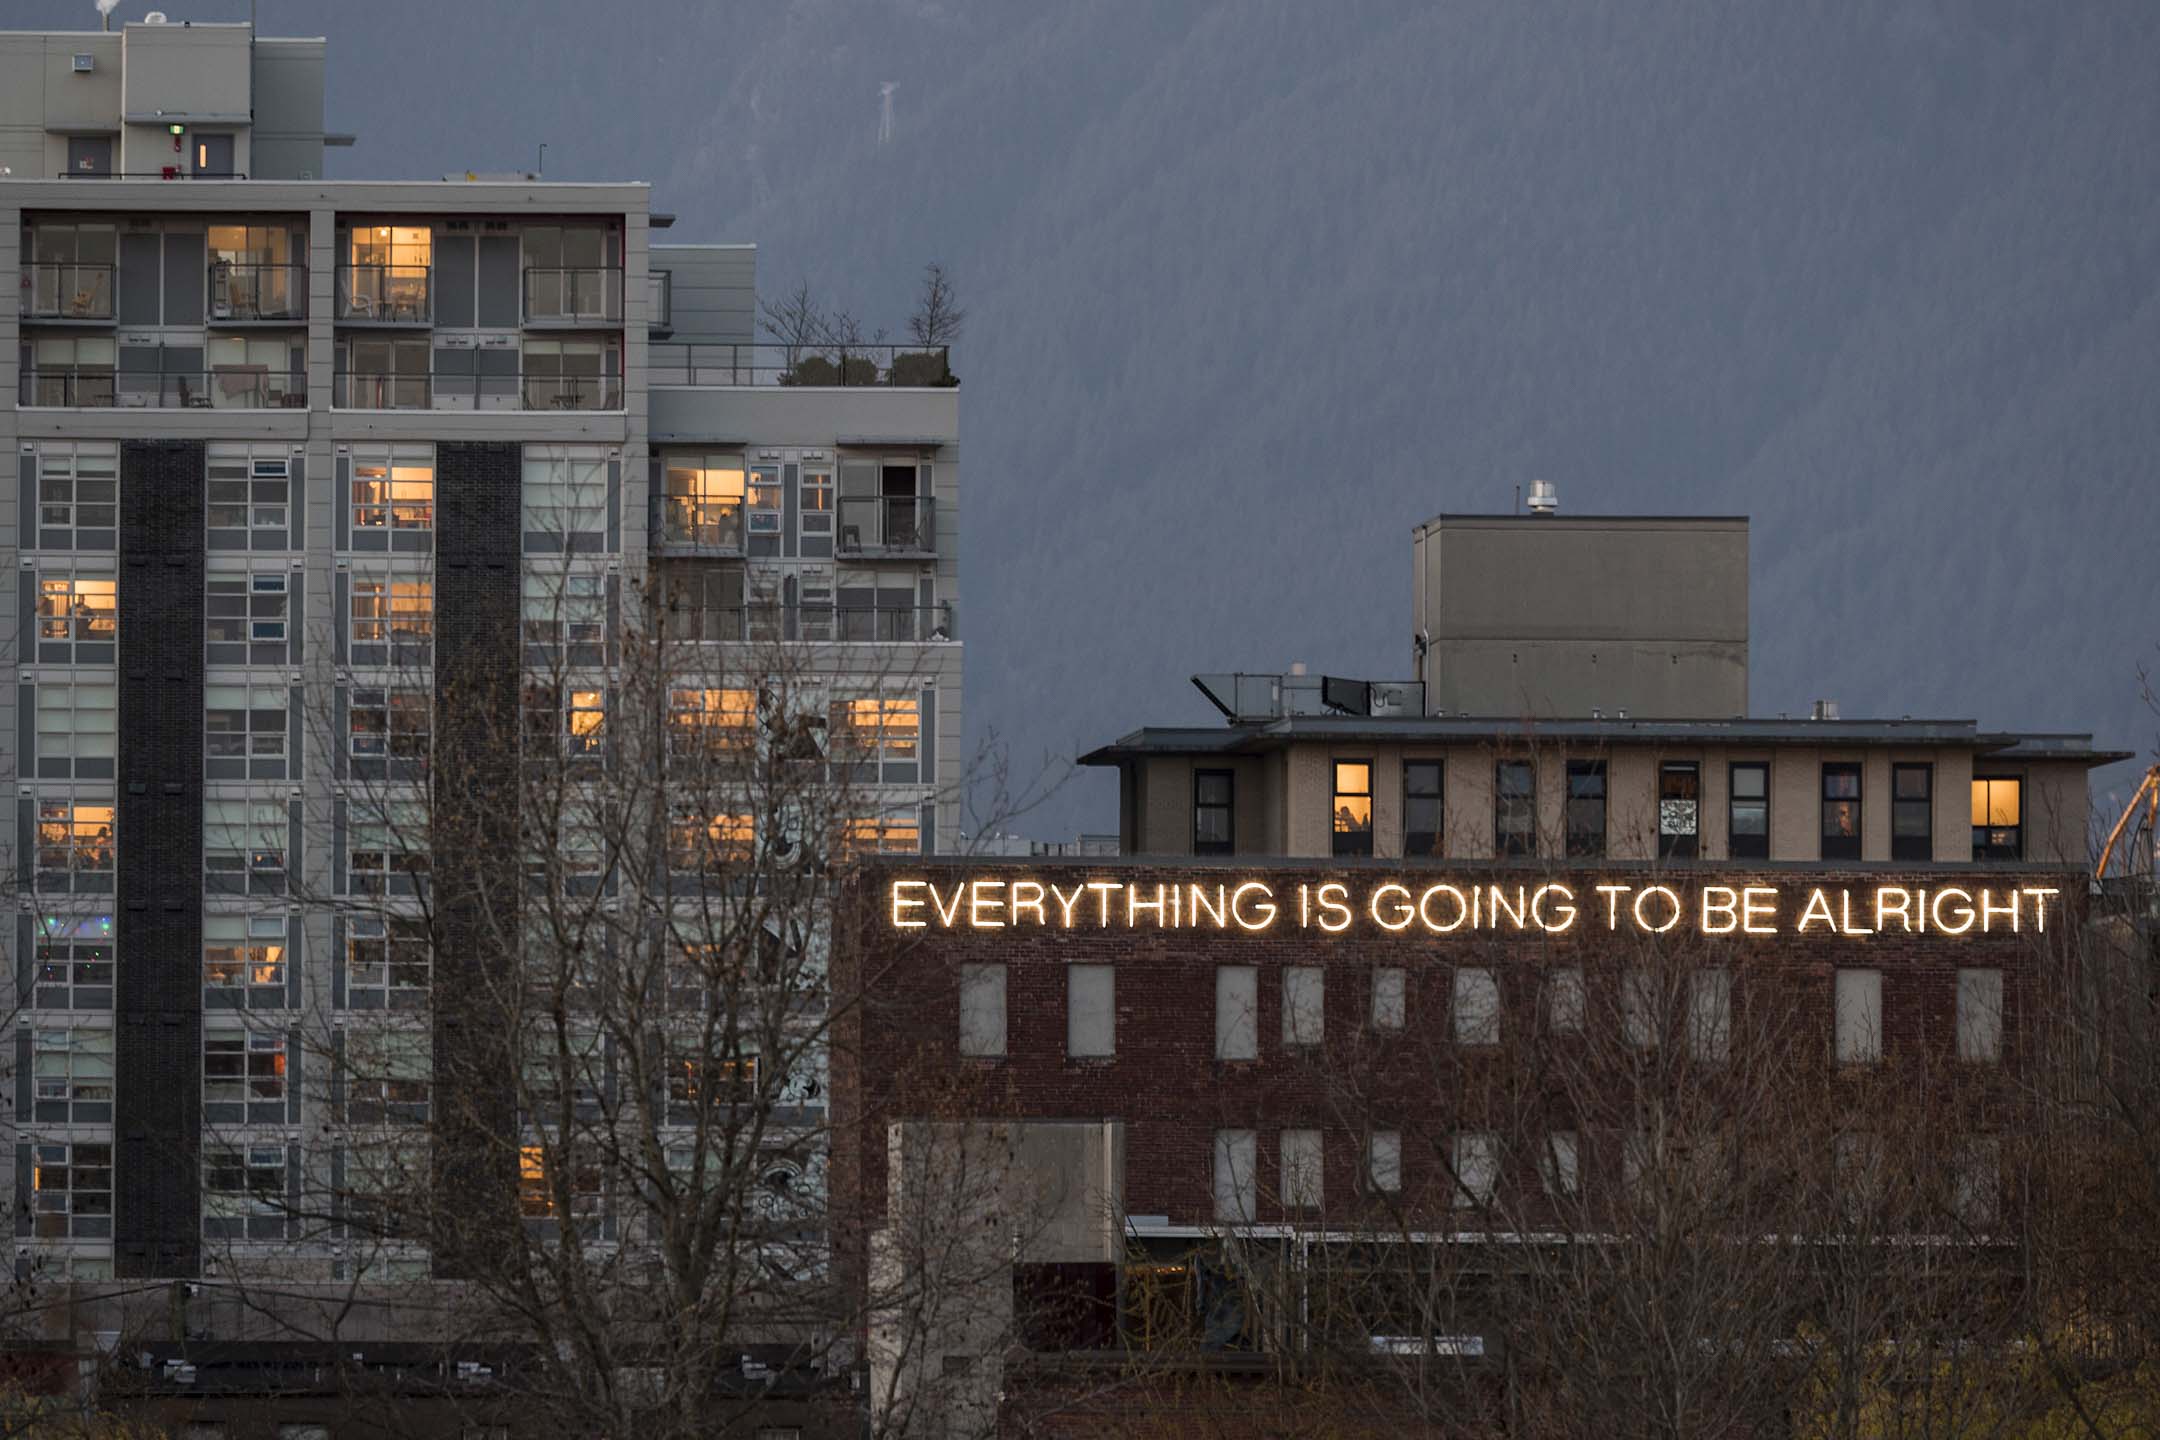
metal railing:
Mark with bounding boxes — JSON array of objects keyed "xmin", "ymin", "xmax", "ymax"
[
  {"xmin": 335, "ymin": 371, "xmax": 622, "ymax": 412},
  {"xmin": 22, "ymin": 368, "xmax": 306, "ymax": 410},
  {"xmin": 524, "ymin": 266, "xmax": 625, "ymax": 323},
  {"xmin": 336, "ymin": 265, "xmax": 433, "ymax": 324},
  {"xmin": 665, "ymin": 603, "xmax": 956, "ymax": 645},
  {"xmin": 24, "ymin": 263, "xmax": 116, "ymax": 320},
  {"xmin": 657, "ymin": 499, "xmax": 746, "ymax": 551},
  {"xmin": 648, "ymin": 343, "xmax": 955, "ymax": 388},
  {"xmin": 54, "ymin": 170, "xmax": 250, "ymax": 180},
  {"xmin": 207, "ymin": 261, "xmax": 306, "ymax": 321},
  {"xmin": 837, "ymin": 495, "xmax": 937, "ymax": 555}
]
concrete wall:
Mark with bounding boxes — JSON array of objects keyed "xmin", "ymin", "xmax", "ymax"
[
  {"xmin": 1414, "ymin": 515, "xmax": 1749, "ymax": 719},
  {"xmin": 249, "ymin": 39, "xmax": 328, "ymax": 181}
]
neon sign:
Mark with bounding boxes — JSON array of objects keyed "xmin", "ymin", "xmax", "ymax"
[{"xmin": 888, "ymin": 878, "xmax": 2061, "ymax": 939}]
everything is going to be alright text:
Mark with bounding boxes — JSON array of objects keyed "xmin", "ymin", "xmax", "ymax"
[{"xmin": 888, "ymin": 878, "xmax": 2062, "ymax": 939}]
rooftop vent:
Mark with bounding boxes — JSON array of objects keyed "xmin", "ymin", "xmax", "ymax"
[
  {"xmin": 1526, "ymin": 479, "xmax": 1558, "ymax": 515},
  {"xmin": 1812, "ymin": 699, "xmax": 1840, "ymax": 721}
]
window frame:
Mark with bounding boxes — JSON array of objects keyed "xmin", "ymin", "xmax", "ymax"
[
  {"xmin": 205, "ymin": 682, "xmax": 289, "ymax": 780},
  {"xmin": 1658, "ymin": 761, "xmax": 1701, "ymax": 859},
  {"xmin": 35, "ymin": 798, "xmax": 115, "ymax": 895},
  {"xmin": 31, "ymin": 442, "xmax": 118, "ymax": 547},
  {"xmin": 1193, "ymin": 768, "xmax": 1235, "ymax": 856},
  {"xmin": 1494, "ymin": 759, "xmax": 1535, "ymax": 857},
  {"xmin": 205, "ymin": 446, "xmax": 292, "ymax": 550},
  {"xmin": 350, "ymin": 445, "xmax": 436, "ymax": 537},
  {"xmin": 1564, "ymin": 759, "xmax": 1607, "ymax": 858},
  {"xmin": 1971, "ymin": 775, "xmax": 2024, "ymax": 861},
  {"xmin": 30, "ymin": 1139, "xmax": 113, "ymax": 1239},
  {"xmin": 205, "ymin": 564, "xmax": 291, "ymax": 665},
  {"xmin": 1891, "ymin": 762, "xmax": 1933, "ymax": 862},
  {"xmin": 1403, "ymin": 759, "xmax": 1444, "ymax": 859},
  {"xmin": 1331, "ymin": 759, "xmax": 1374, "ymax": 857},
  {"xmin": 34, "ymin": 568, "xmax": 118, "ymax": 664},
  {"xmin": 346, "ymin": 914, "xmax": 432, "ymax": 1008},
  {"xmin": 349, "ymin": 571, "xmax": 435, "ymax": 654},
  {"xmin": 32, "ymin": 1025, "xmax": 114, "ymax": 1119},
  {"xmin": 34, "ymin": 678, "xmax": 117, "ymax": 781},
  {"xmin": 203, "ymin": 913, "xmax": 289, "ymax": 994},
  {"xmin": 1728, "ymin": 761, "xmax": 1769, "ymax": 860},
  {"xmin": 1821, "ymin": 763, "xmax": 1863, "ymax": 861},
  {"xmin": 204, "ymin": 796, "xmax": 288, "ymax": 896},
  {"xmin": 33, "ymin": 914, "xmax": 115, "ymax": 1010}
]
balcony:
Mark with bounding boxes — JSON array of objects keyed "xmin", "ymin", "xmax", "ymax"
[
  {"xmin": 24, "ymin": 263, "xmax": 115, "ymax": 322},
  {"xmin": 22, "ymin": 368, "xmax": 306, "ymax": 410},
  {"xmin": 337, "ymin": 265, "xmax": 432, "ymax": 325},
  {"xmin": 837, "ymin": 496, "xmax": 937, "ymax": 557},
  {"xmin": 666, "ymin": 602, "xmax": 956, "ymax": 645},
  {"xmin": 657, "ymin": 498, "xmax": 745, "ymax": 553},
  {"xmin": 208, "ymin": 262, "xmax": 307, "ymax": 322},
  {"xmin": 524, "ymin": 267, "xmax": 624, "ymax": 325},
  {"xmin": 648, "ymin": 342, "xmax": 955, "ymax": 388},
  {"xmin": 335, "ymin": 371, "xmax": 622, "ymax": 412}
]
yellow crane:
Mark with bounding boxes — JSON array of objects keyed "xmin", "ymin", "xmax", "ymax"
[{"xmin": 2094, "ymin": 763, "xmax": 2160, "ymax": 879}]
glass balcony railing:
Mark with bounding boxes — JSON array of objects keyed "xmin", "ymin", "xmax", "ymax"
[
  {"xmin": 208, "ymin": 261, "xmax": 307, "ymax": 322},
  {"xmin": 658, "ymin": 498, "xmax": 746, "ymax": 551},
  {"xmin": 337, "ymin": 265, "xmax": 433, "ymax": 324},
  {"xmin": 24, "ymin": 263, "xmax": 116, "ymax": 321},
  {"xmin": 665, "ymin": 602, "xmax": 956, "ymax": 645},
  {"xmin": 648, "ymin": 342, "xmax": 955, "ymax": 387},
  {"xmin": 524, "ymin": 266, "xmax": 625, "ymax": 324},
  {"xmin": 335, "ymin": 371, "xmax": 622, "ymax": 412},
  {"xmin": 836, "ymin": 496, "xmax": 937, "ymax": 556},
  {"xmin": 22, "ymin": 368, "xmax": 306, "ymax": 410}
]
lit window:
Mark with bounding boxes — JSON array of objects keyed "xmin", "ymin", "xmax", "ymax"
[
  {"xmin": 33, "ymin": 914, "xmax": 114, "ymax": 1010},
  {"xmin": 661, "ymin": 455, "xmax": 746, "ymax": 547},
  {"xmin": 204, "ymin": 1031, "xmax": 286, "ymax": 1105},
  {"xmin": 1892, "ymin": 764, "xmax": 1933, "ymax": 861},
  {"xmin": 34, "ymin": 680, "xmax": 117, "ymax": 779},
  {"xmin": 1659, "ymin": 762, "xmax": 1700, "ymax": 859},
  {"xmin": 669, "ymin": 687, "xmax": 756, "ymax": 755},
  {"xmin": 1332, "ymin": 760, "xmax": 1373, "ymax": 857},
  {"xmin": 205, "ymin": 684, "xmax": 288, "ymax": 779},
  {"xmin": 525, "ymin": 683, "xmax": 605, "ymax": 760},
  {"xmin": 351, "ymin": 574, "xmax": 434, "ymax": 647},
  {"xmin": 204, "ymin": 914, "xmax": 287, "ymax": 990},
  {"xmin": 35, "ymin": 800, "xmax": 115, "ymax": 894},
  {"xmin": 1821, "ymin": 764, "xmax": 1863, "ymax": 861},
  {"xmin": 829, "ymin": 694, "xmax": 921, "ymax": 778},
  {"xmin": 840, "ymin": 815, "xmax": 919, "ymax": 856},
  {"xmin": 672, "ymin": 812, "xmax": 754, "ymax": 871},
  {"xmin": 36, "ymin": 572, "xmax": 117, "ymax": 659},
  {"xmin": 205, "ymin": 798, "xmax": 286, "ymax": 896},
  {"xmin": 665, "ymin": 1047, "xmax": 758, "ymax": 1107},
  {"xmin": 30, "ymin": 1141, "xmax": 112, "ymax": 1239},
  {"xmin": 1971, "ymin": 777, "xmax": 2022, "ymax": 861},
  {"xmin": 1565, "ymin": 760, "xmax": 1606, "ymax": 858},
  {"xmin": 1495, "ymin": 760, "xmax": 1535, "ymax": 857},
  {"xmin": 518, "ymin": 1145, "xmax": 603, "ymax": 1220},
  {"xmin": 352, "ymin": 447, "xmax": 435, "ymax": 531}
]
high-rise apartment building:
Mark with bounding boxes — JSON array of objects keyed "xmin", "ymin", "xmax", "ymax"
[{"xmin": 1, "ymin": 19, "xmax": 959, "ymax": 1429}]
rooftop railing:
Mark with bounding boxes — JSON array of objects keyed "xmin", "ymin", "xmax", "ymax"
[
  {"xmin": 648, "ymin": 343, "xmax": 955, "ymax": 388},
  {"xmin": 22, "ymin": 368, "xmax": 306, "ymax": 410}
]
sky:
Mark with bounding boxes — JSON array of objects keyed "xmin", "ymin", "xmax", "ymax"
[{"xmin": 23, "ymin": 0, "xmax": 2160, "ymax": 840}]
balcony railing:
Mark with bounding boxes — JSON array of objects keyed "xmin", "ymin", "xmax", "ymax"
[
  {"xmin": 657, "ymin": 499, "xmax": 745, "ymax": 551},
  {"xmin": 648, "ymin": 342, "xmax": 955, "ymax": 388},
  {"xmin": 666, "ymin": 603, "xmax": 956, "ymax": 645},
  {"xmin": 337, "ymin": 265, "xmax": 433, "ymax": 324},
  {"xmin": 22, "ymin": 368, "xmax": 306, "ymax": 410},
  {"xmin": 52, "ymin": 170, "xmax": 251, "ymax": 180},
  {"xmin": 837, "ymin": 496, "xmax": 937, "ymax": 556},
  {"xmin": 335, "ymin": 371, "xmax": 622, "ymax": 412},
  {"xmin": 524, "ymin": 266, "xmax": 624, "ymax": 324},
  {"xmin": 208, "ymin": 261, "xmax": 307, "ymax": 321},
  {"xmin": 24, "ymin": 263, "xmax": 116, "ymax": 320}
]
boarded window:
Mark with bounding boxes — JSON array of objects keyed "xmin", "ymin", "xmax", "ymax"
[
  {"xmin": 1452, "ymin": 968, "xmax": 1500, "ymax": 1046},
  {"xmin": 1957, "ymin": 968, "xmax": 2002, "ymax": 1063},
  {"xmin": 1216, "ymin": 967, "xmax": 1258, "ymax": 1060},
  {"xmin": 1621, "ymin": 970, "xmax": 1659, "ymax": 1049},
  {"xmin": 1066, "ymin": 965, "xmax": 1115, "ymax": 1058},
  {"xmin": 1281, "ymin": 1129, "xmax": 1322, "ymax": 1210},
  {"xmin": 1689, "ymin": 968, "xmax": 1731, "ymax": 1062},
  {"xmin": 1283, "ymin": 968, "xmax": 1325, "ymax": 1048},
  {"xmin": 1213, "ymin": 1130, "xmax": 1256, "ymax": 1223},
  {"xmin": 1453, "ymin": 1133, "xmax": 1499, "ymax": 1208},
  {"xmin": 1539, "ymin": 1132, "xmax": 1579, "ymax": 1197},
  {"xmin": 1371, "ymin": 968, "xmax": 1406, "ymax": 1030},
  {"xmin": 1368, "ymin": 1132, "xmax": 1402, "ymax": 1193},
  {"xmin": 1547, "ymin": 967, "xmax": 1586, "ymax": 1035},
  {"xmin": 1836, "ymin": 969, "xmax": 1883, "ymax": 1064},
  {"xmin": 958, "ymin": 964, "xmax": 1006, "ymax": 1058}
]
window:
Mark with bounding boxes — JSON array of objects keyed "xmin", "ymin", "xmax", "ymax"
[
  {"xmin": 1957, "ymin": 969, "xmax": 2003, "ymax": 1064},
  {"xmin": 523, "ymin": 337, "xmax": 620, "ymax": 411},
  {"xmin": 1835, "ymin": 969, "xmax": 1883, "ymax": 1064},
  {"xmin": 32, "ymin": 442, "xmax": 118, "ymax": 544},
  {"xmin": 206, "ymin": 567, "xmax": 289, "ymax": 663},
  {"xmin": 519, "ymin": 1145, "xmax": 604, "ymax": 1221},
  {"xmin": 1546, "ymin": 967, "xmax": 1586, "ymax": 1035},
  {"xmin": 1495, "ymin": 759, "xmax": 1535, "ymax": 857},
  {"xmin": 1213, "ymin": 1130, "xmax": 1257, "ymax": 1223},
  {"xmin": 1331, "ymin": 761, "xmax": 1373, "ymax": 856},
  {"xmin": 522, "ymin": 447, "xmax": 610, "ymax": 546},
  {"xmin": 34, "ymin": 680, "xmax": 117, "ymax": 779},
  {"xmin": 958, "ymin": 964, "xmax": 1007, "ymax": 1057},
  {"xmin": 33, "ymin": 1027, "xmax": 113, "ymax": 1118},
  {"xmin": 351, "ymin": 574, "xmax": 434, "ymax": 648},
  {"xmin": 1452, "ymin": 1133, "xmax": 1499, "ymax": 1208},
  {"xmin": 1066, "ymin": 965, "xmax": 1116, "ymax": 1058},
  {"xmin": 351, "ymin": 686, "xmax": 430, "ymax": 767},
  {"xmin": 36, "ymin": 572, "xmax": 117, "ymax": 662},
  {"xmin": 524, "ymin": 683, "xmax": 606, "ymax": 761},
  {"xmin": 206, "ymin": 448, "xmax": 291, "ymax": 548},
  {"xmin": 30, "ymin": 335, "xmax": 120, "ymax": 407},
  {"xmin": 1565, "ymin": 760, "xmax": 1607, "ymax": 857},
  {"xmin": 1193, "ymin": 769, "xmax": 1234, "ymax": 855},
  {"xmin": 1659, "ymin": 762, "xmax": 1700, "ymax": 859},
  {"xmin": 36, "ymin": 801, "xmax": 114, "ymax": 894},
  {"xmin": 347, "ymin": 915, "xmax": 431, "ymax": 1006},
  {"xmin": 1371, "ymin": 968, "xmax": 1406, "ymax": 1031},
  {"xmin": 1403, "ymin": 761, "xmax": 1443, "ymax": 858},
  {"xmin": 34, "ymin": 915, "xmax": 114, "ymax": 1009},
  {"xmin": 668, "ymin": 687, "xmax": 756, "ymax": 757},
  {"xmin": 839, "ymin": 814, "xmax": 920, "ymax": 856},
  {"xmin": 1283, "ymin": 968, "xmax": 1325, "ymax": 1048},
  {"xmin": 351, "ymin": 447, "xmax": 435, "ymax": 533},
  {"xmin": 344, "ymin": 224, "xmax": 430, "ymax": 321},
  {"xmin": 1728, "ymin": 762, "xmax": 1769, "ymax": 860},
  {"xmin": 830, "ymin": 695, "xmax": 921, "ymax": 780},
  {"xmin": 1621, "ymin": 970, "xmax": 1658, "ymax": 1050},
  {"xmin": 1892, "ymin": 763, "xmax": 1933, "ymax": 861},
  {"xmin": 206, "ymin": 336, "xmax": 302, "ymax": 408},
  {"xmin": 207, "ymin": 223, "xmax": 297, "ymax": 317},
  {"xmin": 1539, "ymin": 1133, "xmax": 1580, "ymax": 1198},
  {"xmin": 663, "ymin": 1043, "xmax": 756, "ymax": 1108},
  {"xmin": 1821, "ymin": 764, "xmax": 1863, "ymax": 861},
  {"xmin": 349, "ymin": 802, "xmax": 428, "ymax": 894},
  {"xmin": 205, "ymin": 798, "xmax": 286, "ymax": 895},
  {"xmin": 205, "ymin": 1031, "xmax": 288, "ymax": 1105},
  {"xmin": 670, "ymin": 811, "xmax": 755, "ymax": 872},
  {"xmin": 339, "ymin": 336, "xmax": 431, "ymax": 408},
  {"xmin": 345, "ymin": 1029, "xmax": 431, "ymax": 1123},
  {"xmin": 661, "ymin": 455, "xmax": 745, "ymax": 546},
  {"xmin": 1216, "ymin": 967, "xmax": 1259, "ymax": 1061},
  {"xmin": 1452, "ymin": 968, "xmax": 1500, "ymax": 1046},
  {"xmin": 523, "ymin": 224, "xmax": 621, "ymax": 321},
  {"xmin": 204, "ymin": 914, "xmax": 287, "ymax": 991},
  {"xmin": 27, "ymin": 222, "xmax": 115, "ymax": 318},
  {"xmin": 204, "ymin": 1144, "xmax": 285, "ymax": 1223},
  {"xmin": 30, "ymin": 1141, "xmax": 112, "ymax": 1239},
  {"xmin": 1281, "ymin": 1130, "xmax": 1323, "ymax": 1210},
  {"xmin": 1972, "ymin": 777, "xmax": 2023, "ymax": 861},
  {"xmin": 1951, "ymin": 1137, "xmax": 2000, "ymax": 1227},
  {"xmin": 206, "ymin": 684, "xmax": 288, "ymax": 779},
  {"xmin": 1689, "ymin": 968, "xmax": 1731, "ymax": 1063},
  {"xmin": 522, "ymin": 569, "xmax": 607, "ymax": 647},
  {"xmin": 1367, "ymin": 1131, "xmax": 1403, "ymax": 1193}
]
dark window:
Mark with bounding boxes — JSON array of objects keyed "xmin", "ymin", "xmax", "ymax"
[
  {"xmin": 1822, "ymin": 764, "xmax": 1863, "ymax": 861},
  {"xmin": 1659, "ymin": 763, "xmax": 1700, "ymax": 859},
  {"xmin": 1495, "ymin": 760, "xmax": 1535, "ymax": 857},
  {"xmin": 1193, "ymin": 769, "xmax": 1234, "ymax": 856},
  {"xmin": 1332, "ymin": 760, "xmax": 1373, "ymax": 857},
  {"xmin": 1728, "ymin": 763, "xmax": 1769, "ymax": 860},
  {"xmin": 67, "ymin": 136, "xmax": 112, "ymax": 177},
  {"xmin": 1972, "ymin": 777, "xmax": 2023, "ymax": 861},
  {"xmin": 1404, "ymin": 761, "xmax": 1443, "ymax": 858},
  {"xmin": 1891, "ymin": 764, "xmax": 1933, "ymax": 861},
  {"xmin": 1565, "ymin": 760, "xmax": 1606, "ymax": 858}
]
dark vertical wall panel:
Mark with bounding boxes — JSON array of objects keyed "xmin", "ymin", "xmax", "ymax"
[
  {"xmin": 430, "ymin": 441, "xmax": 523, "ymax": 1276},
  {"xmin": 115, "ymin": 439, "xmax": 205, "ymax": 1278}
]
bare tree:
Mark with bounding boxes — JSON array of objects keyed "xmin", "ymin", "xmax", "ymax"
[{"xmin": 907, "ymin": 265, "xmax": 965, "ymax": 349}]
